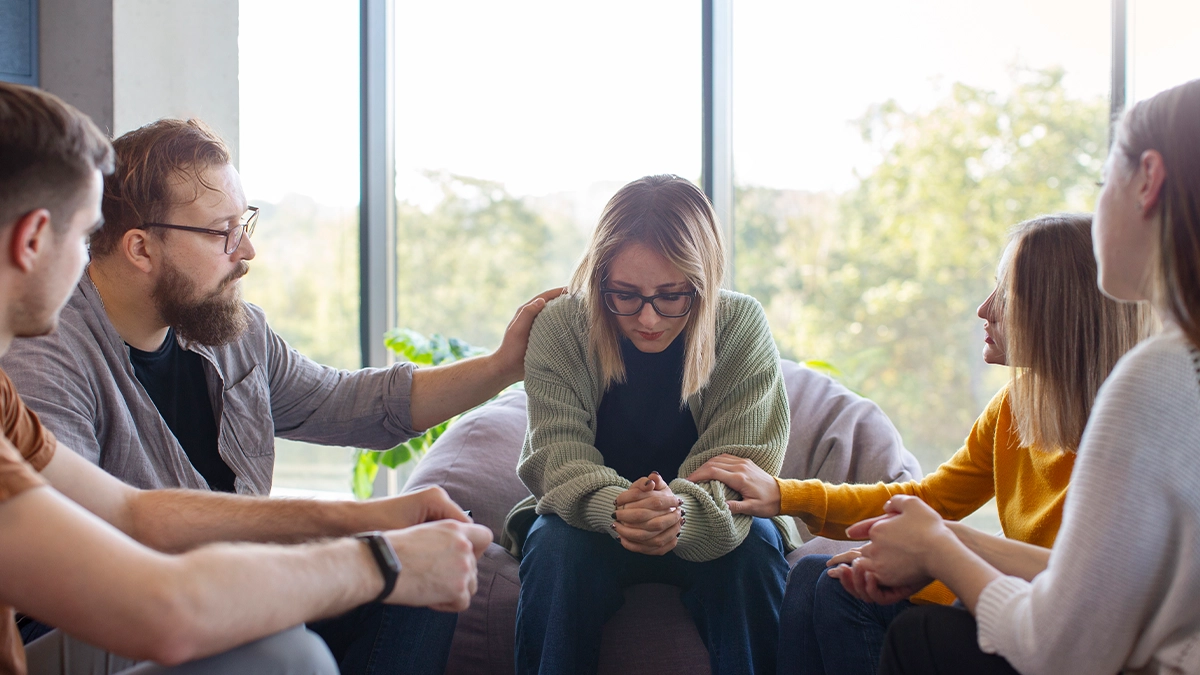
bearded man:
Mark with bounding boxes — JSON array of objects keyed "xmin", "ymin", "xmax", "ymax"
[{"xmin": 0, "ymin": 117, "xmax": 559, "ymax": 674}]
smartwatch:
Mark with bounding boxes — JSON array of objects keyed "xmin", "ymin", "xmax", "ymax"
[{"xmin": 356, "ymin": 531, "xmax": 401, "ymax": 603}]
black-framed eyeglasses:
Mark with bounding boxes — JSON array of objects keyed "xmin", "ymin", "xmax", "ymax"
[
  {"xmin": 142, "ymin": 206, "xmax": 259, "ymax": 255},
  {"xmin": 601, "ymin": 288, "xmax": 697, "ymax": 318}
]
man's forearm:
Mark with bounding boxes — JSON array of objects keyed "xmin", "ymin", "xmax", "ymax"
[
  {"xmin": 128, "ymin": 489, "xmax": 374, "ymax": 553},
  {"xmin": 947, "ymin": 521, "xmax": 1050, "ymax": 582},
  {"xmin": 0, "ymin": 487, "xmax": 379, "ymax": 665},
  {"xmin": 409, "ymin": 354, "xmax": 510, "ymax": 431},
  {"xmin": 153, "ymin": 535, "xmax": 374, "ymax": 662},
  {"xmin": 161, "ymin": 538, "xmax": 378, "ymax": 663}
]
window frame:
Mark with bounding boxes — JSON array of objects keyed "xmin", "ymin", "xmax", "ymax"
[{"xmin": 356, "ymin": 0, "xmax": 1129, "ymax": 495}]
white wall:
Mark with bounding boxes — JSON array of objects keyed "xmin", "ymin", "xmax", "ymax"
[
  {"xmin": 113, "ymin": 0, "xmax": 239, "ymax": 165},
  {"xmin": 39, "ymin": 0, "xmax": 240, "ymax": 165}
]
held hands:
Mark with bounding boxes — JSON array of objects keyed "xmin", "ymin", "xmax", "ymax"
[
  {"xmin": 492, "ymin": 287, "xmax": 568, "ymax": 386},
  {"xmin": 686, "ymin": 453, "xmax": 781, "ymax": 517},
  {"xmin": 826, "ymin": 496, "xmax": 952, "ymax": 605},
  {"xmin": 612, "ymin": 472, "xmax": 684, "ymax": 556},
  {"xmin": 382, "ymin": 519, "xmax": 492, "ymax": 612}
]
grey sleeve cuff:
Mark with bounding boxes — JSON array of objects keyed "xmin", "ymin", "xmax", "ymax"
[{"xmin": 382, "ymin": 361, "xmax": 419, "ymax": 438}]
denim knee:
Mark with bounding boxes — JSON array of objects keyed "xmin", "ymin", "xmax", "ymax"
[
  {"xmin": 711, "ymin": 517, "xmax": 787, "ymax": 572},
  {"xmin": 783, "ymin": 555, "xmax": 832, "ymax": 618},
  {"xmin": 519, "ymin": 514, "xmax": 613, "ymax": 578},
  {"xmin": 812, "ymin": 560, "xmax": 862, "ymax": 612},
  {"xmin": 787, "ymin": 555, "xmax": 833, "ymax": 599}
]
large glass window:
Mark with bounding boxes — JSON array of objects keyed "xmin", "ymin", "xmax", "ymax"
[
  {"xmin": 1128, "ymin": 0, "xmax": 1200, "ymax": 103},
  {"xmin": 239, "ymin": 1, "xmax": 361, "ymax": 496},
  {"xmin": 733, "ymin": 0, "xmax": 1112, "ymax": 533},
  {"xmin": 392, "ymin": 0, "xmax": 701, "ymax": 350}
]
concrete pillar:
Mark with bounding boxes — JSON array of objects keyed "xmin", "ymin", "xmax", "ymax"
[{"xmin": 39, "ymin": 0, "xmax": 239, "ymax": 165}]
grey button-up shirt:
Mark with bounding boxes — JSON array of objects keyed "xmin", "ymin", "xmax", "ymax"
[{"xmin": 0, "ymin": 277, "xmax": 420, "ymax": 494}]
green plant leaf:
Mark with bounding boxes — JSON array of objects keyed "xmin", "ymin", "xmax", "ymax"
[
  {"xmin": 354, "ymin": 331, "xmax": 490, "ymax": 498},
  {"xmin": 352, "ymin": 449, "xmax": 380, "ymax": 500},
  {"xmin": 801, "ymin": 359, "xmax": 844, "ymax": 379},
  {"xmin": 380, "ymin": 444, "xmax": 413, "ymax": 468}
]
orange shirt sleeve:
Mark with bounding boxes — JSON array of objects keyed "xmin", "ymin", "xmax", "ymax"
[
  {"xmin": 0, "ymin": 367, "xmax": 57, "ymax": 472},
  {"xmin": 777, "ymin": 387, "xmax": 1009, "ymax": 539}
]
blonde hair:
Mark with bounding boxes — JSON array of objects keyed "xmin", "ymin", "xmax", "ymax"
[
  {"xmin": 569, "ymin": 175, "xmax": 725, "ymax": 402},
  {"xmin": 1002, "ymin": 213, "xmax": 1154, "ymax": 452},
  {"xmin": 1113, "ymin": 78, "xmax": 1200, "ymax": 350}
]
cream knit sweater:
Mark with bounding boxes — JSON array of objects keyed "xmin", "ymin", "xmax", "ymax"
[
  {"xmin": 976, "ymin": 328, "xmax": 1200, "ymax": 675},
  {"xmin": 507, "ymin": 290, "xmax": 800, "ymax": 563}
]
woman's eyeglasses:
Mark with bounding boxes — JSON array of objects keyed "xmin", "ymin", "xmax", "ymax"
[{"xmin": 601, "ymin": 289, "xmax": 696, "ymax": 318}]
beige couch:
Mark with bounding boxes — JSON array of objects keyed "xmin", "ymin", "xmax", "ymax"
[{"xmin": 405, "ymin": 359, "xmax": 922, "ymax": 675}]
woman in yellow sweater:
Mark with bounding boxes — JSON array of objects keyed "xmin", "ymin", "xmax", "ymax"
[{"xmin": 689, "ymin": 212, "xmax": 1153, "ymax": 675}]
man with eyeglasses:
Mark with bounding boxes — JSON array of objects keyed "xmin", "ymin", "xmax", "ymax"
[
  {"xmin": 0, "ymin": 115, "xmax": 560, "ymax": 674},
  {"xmin": 0, "ymin": 82, "xmax": 497, "ymax": 675}
]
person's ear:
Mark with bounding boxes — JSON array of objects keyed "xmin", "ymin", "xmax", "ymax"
[
  {"xmin": 122, "ymin": 227, "xmax": 156, "ymax": 274},
  {"xmin": 1138, "ymin": 149, "xmax": 1167, "ymax": 216},
  {"xmin": 7, "ymin": 209, "xmax": 53, "ymax": 273}
]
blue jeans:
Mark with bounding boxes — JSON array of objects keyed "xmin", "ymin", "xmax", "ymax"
[
  {"xmin": 778, "ymin": 554, "xmax": 914, "ymax": 675},
  {"xmin": 307, "ymin": 603, "xmax": 458, "ymax": 675},
  {"xmin": 515, "ymin": 514, "xmax": 789, "ymax": 675}
]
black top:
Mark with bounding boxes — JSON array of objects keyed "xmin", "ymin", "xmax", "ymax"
[
  {"xmin": 128, "ymin": 329, "xmax": 235, "ymax": 492},
  {"xmin": 593, "ymin": 334, "xmax": 699, "ymax": 483}
]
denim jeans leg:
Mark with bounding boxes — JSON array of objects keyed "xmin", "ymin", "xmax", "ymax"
[
  {"xmin": 810, "ymin": 567, "xmax": 914, "ymax": 675},
  {"xmin": 776, "ymin": 554, "xmax": 833, "ymax": 675},
  {"xmin": 515, "ymin": 514, "xmax": 627, "ymax": 675},
  {"xmin": 678, "ymin": 517, "xmax": 789, "ymax": 675},
  {"xmin": 308, "ymin": 603, "xmax": 458, "ymax": 675}
]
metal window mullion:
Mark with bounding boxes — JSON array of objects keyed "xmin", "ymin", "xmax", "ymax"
[
  {"xmin": 360, "ymin": 0, "xmax": 396, "ymax": 496},
  {"xmin": 702, "ymin": 0, "xmax": 734, "ymax": 288},
  {"xmin": 1110, "ymin": 0, "xmax": 1127, "ymax": 147}
]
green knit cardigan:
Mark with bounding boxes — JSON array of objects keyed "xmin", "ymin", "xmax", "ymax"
[{"xmin": 501, "ymin": 290, "xmax": 803, "ymax": 562}]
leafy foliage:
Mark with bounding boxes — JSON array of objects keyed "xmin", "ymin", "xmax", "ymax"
[
  {"xmin": 737, "ymin": 67, "xmax": 1108, "ymax": 471},
  {"xmin": 351, "ymin": 329, "xmax": 486, "ymax": 500},
  {"xmin": 395, "ymin": 172, "xmax": 584, "ymax": 349}
]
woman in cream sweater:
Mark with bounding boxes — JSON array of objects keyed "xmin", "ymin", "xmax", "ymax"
[{"xmin": 505, "ymin": 175, "xmax": 795, "ymax": 675}]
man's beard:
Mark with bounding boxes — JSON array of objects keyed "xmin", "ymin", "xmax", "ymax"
[{"xmin": 152, "ymin": 261, "xmax": 250, "ymax": 346}]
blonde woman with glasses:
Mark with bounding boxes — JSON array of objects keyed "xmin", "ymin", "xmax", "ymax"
[{"xmin": 503, "ymin": 175, "xmax": 797, "ymax": 675}]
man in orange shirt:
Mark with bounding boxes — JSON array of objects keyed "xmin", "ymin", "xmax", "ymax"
[{"xmin": 0, "ymin": 83, "xmax": 494, "ymax": 674}]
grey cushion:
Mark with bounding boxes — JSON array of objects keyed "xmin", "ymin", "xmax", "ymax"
[{"xmin": 404, "ymin": 361, "xmax": 921, "ymax": 675}]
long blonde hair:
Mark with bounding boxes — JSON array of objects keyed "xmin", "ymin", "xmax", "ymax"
[
  {"xmin": 1002, "ymin": 213, "xmax": 1154, "ymax": 451},
  {"xmin": 1114, "ymin": 78, "xmax": 1200, "ymax": 350},
  {"xmin": 569, "ymin": 175, "xmax": 725, "ymax": 402}
]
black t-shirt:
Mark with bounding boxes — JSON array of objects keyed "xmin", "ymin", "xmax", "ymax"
[
  {"xmin": 593, "ymin": 334, "xmax": 699, "ymax": 483},
  {"xmin": 128, "ymin": 329, "xmax": 235, "ymax": 492}
]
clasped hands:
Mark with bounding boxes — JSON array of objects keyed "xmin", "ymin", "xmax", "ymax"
[
  {"xmin": 612, "ymin": 472, "xmax": 685, "ymax": 556},
  {"xmin": 826, "ymin": 495, "xmax": 959, "ymax": 605}
]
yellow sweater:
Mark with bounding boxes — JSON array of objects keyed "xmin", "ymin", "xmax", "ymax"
[{"xmin": 777, "ymin": 386, "xmax": 1074, "ymax": 604}]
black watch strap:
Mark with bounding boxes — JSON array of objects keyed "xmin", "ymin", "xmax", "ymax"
[{"xmin": 356, "ymin": 532, "xmax": 401, "ymax": 603}]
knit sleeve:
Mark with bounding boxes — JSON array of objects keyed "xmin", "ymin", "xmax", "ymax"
[
  {"xmin": 974, "ymin": 334, "xmax": 1200, "ymax": 675},
  {"xmin": 670, "ymin": 294, "xmax": 790, "ymax": 562},
  {"xmin": 516, "ymin": 298, "xmax": 631, "ymax": 536},
  {"xmin": 776, "ymin": 387, "xmax": 1005, "ymax": 538}
]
